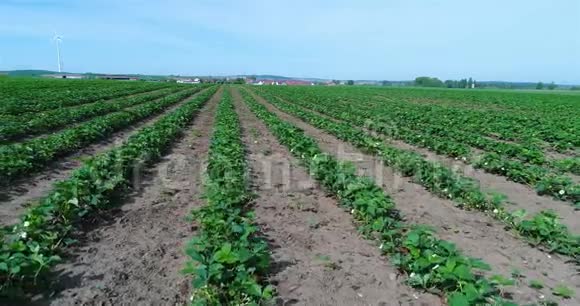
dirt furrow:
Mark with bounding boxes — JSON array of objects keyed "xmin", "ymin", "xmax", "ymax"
[
  {"xmin": 270, "ymin": 94, "xmax": 580, "ymax": 232},
  {"xmin": 32, "ymin": 88, "xmax": 222, "ymax": 305},
  {"xmin": 232, "ymin": 88, "xmax": 441, "ymax": 306},
  {"xmin": 382, "ymin": 138, "xmax": 580, "ymax": 231},
  {"xmin": 249, "ymin": 91, "xmax": 580, "ymax": 306},
  {"xmin": 2, "ymin": 87, "xmax": 177, "ymax": 145},
  {"xmin": 0, "ymin": 88, "xmax": 210, "ymax": 227}
]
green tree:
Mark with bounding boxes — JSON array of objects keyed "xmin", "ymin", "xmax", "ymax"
[
  {"xmin": 536, "ymin": 82, "xmax": 544, "ymax": 90},
  {"xmin": 547, "ymin": 82, "xmax": 557, "ymax": 90},
  {"xmin": 415, "ymin": 76, "xmax": 444, "ymax": 87},
  {"xmin": 347, "ymin": 80, "xmax": 355, "ymax": 85}
]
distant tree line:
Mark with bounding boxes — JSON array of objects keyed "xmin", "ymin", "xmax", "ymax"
[
  {"xmin": 408, "ymin": 76, "xmax": 575, "ymax": 90},
  {"xmin": 414, "ymin": 76, "xmax": 477, "ymax": 88},
  {"xmin": 444, "ymin": 78, "xmax": 476, "ymax": 88},
  {"xmin": 535, "ymin": 82, "xmax": 558, "ymax": 90}
]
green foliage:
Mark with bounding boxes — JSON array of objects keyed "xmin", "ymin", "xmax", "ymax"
[
  {"xmin": 529, "ymin": 279, "xmax": 544, "ymax": 289},
  {"xmin": 0, "ymin": 87, "xmax": 183, "ymax": 143},
  {"xmin": 0, "ymin": 78, "xmax": 170, "ymax": 115},
  {"xmin": 184, "ymin": 89, "xmax": 273, "ymax": 305},
  {"xmin": 0, "ymin": 88, "xmax": 205, "ymax": 183},
  {"xmin": 0, "ymin": 87, "xmax": 217, "ymax": 295},
  {"xmin": 253, "ymin": 86, "xmax": 580, "ymax": 259},
  {"xmin": 415, "ymin": 76, "xmax": 445, "ymax": 87},
  {"xmin": 552, "ymin": 284, "xmax": 574, "ymax": 298},
  {"xmin": 239, "ymin": 88, "xmax": 514, "ymax": 305},
  {"xmin": 476, "ymin": 154, "xmax": 579, "ymax": 204}
]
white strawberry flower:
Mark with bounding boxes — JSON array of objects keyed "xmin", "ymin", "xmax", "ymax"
[
  {"xmin": 493, "ymin": 209, "xmax": 499, "ymax": 214},
  {"xmin": 559, "ymin": 190, "xmax": 565, "ymax": 195},
  {"xmin": 351, "ymin": 209, "xmax": 356, "ymax": 214},
  {"xmin": 23, "ymin": 221, "xmax": 30, "ymax": 227},
  {"xmin": 20, "ymin": 232, "xmax": 27, "ymax": 239}
]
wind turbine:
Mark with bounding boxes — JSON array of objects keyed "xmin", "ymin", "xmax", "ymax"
[{"xmin": 53, "ymin": 33, "xmax": 63, "ymax": 73}]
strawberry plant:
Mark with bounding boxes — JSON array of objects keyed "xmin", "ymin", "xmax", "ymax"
[
  {"xmin": 0, "ymin": 78, "xmax": 172, "ymax": 115},
  {"xmin": 184, "ymin": 89, "xmax": 273, "ymax": 305},
  {"xmin": 0, "ymin": 87, "xmax": 217, "ymax": 296},
  {"xmin": 0, "ymin": 87, "xmax": 185, "ymax": 143},
  {"xmin": 0, "ymin": 87, "xmax": 204, "ymax": 184},
  {"xmin": 240, "ymin": 88, "xmax": 515, "ymax": 305},
  {"xmin": 249, "ymin": 88, "xmax": 579, "ymax": 259}
]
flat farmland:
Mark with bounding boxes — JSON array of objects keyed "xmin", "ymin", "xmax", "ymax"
[{"xmin": 0, "ymin": 78, "xmax": 578, "ymax": 305}]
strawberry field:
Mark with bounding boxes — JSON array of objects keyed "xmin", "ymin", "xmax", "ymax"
[{"xmin": 0, "ymin": 78, "xmax": 578, "ymax": 305}]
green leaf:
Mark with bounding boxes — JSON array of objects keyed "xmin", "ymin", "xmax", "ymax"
[
  {"xmin": 10, "ymin": 265, "xmax": 21, "ymax": 275},
  {"xmin": 454, "ymin": 264, "xmax": 473, "ymax": 281},
  {"xmin": 553, "ymin": 284, "xmax": 575, "ymax": 298},
  {"xmin": 529, "ymin": 279, "xmax": 544, "ymax": 289},
  {"xmin": 213, "ymin": 243, "xmax": 237, "ymax": 265},
  {"xmin": 448, "ymin": 292, "xmax": 469, "ymax": 306}
]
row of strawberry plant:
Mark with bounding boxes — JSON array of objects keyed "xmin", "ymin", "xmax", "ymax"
[
  {"xmin": 0, "ymin": 87, "xmax": 217, "ymax": 296},
  {"xmin": 250, "ymin": 89, "xmax": 579, "ymax": 259},
  {"xmin": 328, "ymin": 93, "xmax": 580, "ymax": 200},
  {"xmin": 0, "ymin": 88, "xmax": 201, "ymax": 184},
  {"xmin": 257, "ymin": 88, "xmax": 579, "ymax": 203},
  {"xmin": 549, "ymin": 157, "xmax": 580, "ymax": 177},
  {"xmin": 183, "ymin": 89, "xmax": 273, "ymax": 304},
  {"xmin": 240, "ymin": 89, "xmax": 515, "ymax": 306},
  {"xmin": 0, "ymin": 79, "xmax": 172, "ymax": 115},
  {"xmin": 338, "ymin": 97, "xmax": 578, "ymax": 177},
  {"xmin": 475, "ymin": 154, "xmax": 579, "ymax": 205},
  {"xmin": 284, "ymin": 86, "xmax": 578, "ymax": 151},
  {"xmin": 261, "ymin": 86, "xmax": 576, "ymax": 167},
  {"xmin": 0, "ymin": 87, "xmax": 187, "ymax": 144}
]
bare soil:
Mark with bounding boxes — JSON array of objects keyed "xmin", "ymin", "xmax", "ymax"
[
  {"xmin": 0, "ymin": 89, "xmax": 209, "ymax": 227},
  {"xmin": 24, "ymin": 88, "xmax": 223, "ymax": 306},
  {"xmin": 248, "ymin": 90, "xmax": 580, "ymax": 306},
  {"xmin": 271, "ymin": 95, "xmax": 580, "ymax": 232},
  {"xmin": 232, "ymin": 88, "xmax": 442, "ymax": 306},
  {"xmin": 3, "ymin": 87, "xmax": 177, "ymax": 145},
  {"xmin": 386, "ymin": 139, "xmax": 580, "ymax": 231}
]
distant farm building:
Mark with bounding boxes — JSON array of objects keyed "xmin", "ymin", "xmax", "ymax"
[
  {"xmin": 250, "ymin": 79, "xmax": 314, "ymax": 86},
  {"xmin": 43, "ymin": 74, "xmax": 85, "ymax": 79},
  {"xmin": 176, "ymin": 78, "xmax": 201, "ymax": 84}
]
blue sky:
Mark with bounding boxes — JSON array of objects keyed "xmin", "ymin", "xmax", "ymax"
[{"xmin": 1, "ymin": 0, "xmax": 579, "ymax": 83}]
